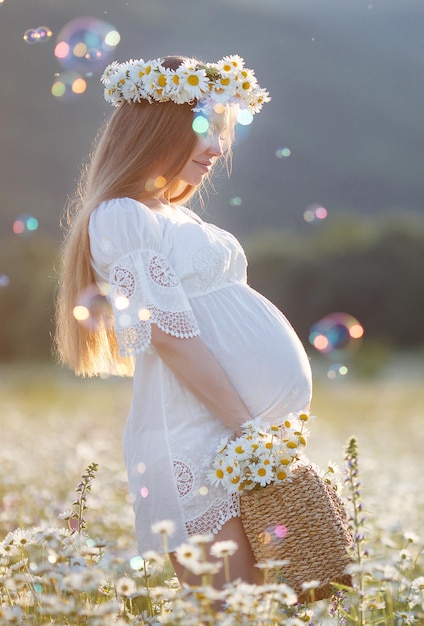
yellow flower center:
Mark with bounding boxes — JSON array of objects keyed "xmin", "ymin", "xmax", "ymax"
[
  {"xmin": 158, "ymin": 74, "xmax": 167, "ymax": 87},
  {"xmin": 285, "ymin": 420, "xmax": 291, "ymax": 428},
  {"xmin": 216, "ymin": 469, "xmax": 224, "ymax": 479},
  {"xmin": 242, "ymin": 81, "xmax": 251, "ymax": 91},
  {"xmin": 220, "ymin": 77, "xmax": 231, "ymax": 86},
  {"xmin": 258, "ymin": 468, "xmax": 267, "ymax": 477},
  {"xmin": 188, "ymin": 74, "xmax": 199, "ymax": 86},
  {"xmin": 277, "ymin": 471, "xmax": 287, "ymax": 480},
  {"xmin": 222, "ymin": 63, "xmax": 232, "ymax": 72},
  {"xmin": 280, "ymin": 458, "xmax": 291, "ymax": 465},
  {"xmin": 172, "ymin": 74, "xmax": 179, "ymax": 85},
  {"xmin": 287, "ymin": 441, "xmax": 298, "ymax": 449},
  {"xmin": 225, "ymin": 466, "xmax": 234, "ymax": 474},
  {"xmin": 235, "ymin": 445, "xmax": 244, "ymax": 454}
]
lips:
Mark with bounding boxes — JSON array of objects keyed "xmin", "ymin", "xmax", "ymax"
[{"xmin": 194, "ymin": 161, "xmax": 210, "ymax": 173}]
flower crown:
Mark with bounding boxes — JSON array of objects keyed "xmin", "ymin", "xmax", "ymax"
[{"xmin": 100, "ymin": 54, "xmax": 270, "ymax": 114}]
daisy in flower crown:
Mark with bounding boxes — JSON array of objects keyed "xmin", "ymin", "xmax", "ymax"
[{"xmin": 101, "ymin": 53, "xmax": 271, "ymax": 113}]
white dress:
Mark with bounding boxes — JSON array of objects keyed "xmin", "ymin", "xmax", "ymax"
[{"xmin": 89, "ymin": 197, "xmax": 312, "ymax": 554}]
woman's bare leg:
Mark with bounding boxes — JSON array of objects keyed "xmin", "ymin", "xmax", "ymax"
[{"xmin": 169, "ymin": 516, "xmax": 263, "ymax": 589}]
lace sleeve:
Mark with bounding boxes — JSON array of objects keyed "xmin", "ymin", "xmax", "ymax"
[{"xmin": 109, "ymin": 248, "xmax": 200, "ymax": 356}]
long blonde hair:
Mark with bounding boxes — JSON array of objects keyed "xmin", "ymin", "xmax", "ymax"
[{"xmin": 55, "ymin": 55, "xmax": 233, "ymax": 377}]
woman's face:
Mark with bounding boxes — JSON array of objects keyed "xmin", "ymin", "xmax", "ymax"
[{"xmin": 178, "ymin": 108, "xmax": 234, "ymax": 187}]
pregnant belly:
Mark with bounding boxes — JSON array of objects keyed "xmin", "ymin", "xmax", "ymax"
[{"xmin": 190, "ymin": 285, "xmax": 313, "ymax": 420}]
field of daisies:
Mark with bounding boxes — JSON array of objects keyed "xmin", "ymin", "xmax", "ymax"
[{"xmin": 1, "ymin": 356, "xmax": 423, "ymax": 625}]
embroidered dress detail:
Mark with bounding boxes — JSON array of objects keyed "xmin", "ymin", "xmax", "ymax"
[
  {"xmin": 109, "ymin": 248, "xmax": 200, "ymax": 356},
  {"xmin": 186, "ymin": 494, "xmax": 240, "ymax": 536},
  {"xmin": 192, "ymin": 246, "xmax": 223, "ymax": 290},
  {"xmin": 173, "ymin": 459, "xmax": 194, "ymax": 498},
  {"xmin": 149, "ymin": 255, "xmax": 180, "ymax": 289},
  {"xmin": 111, "ymin": 266, "xmax": 136, "ymax": 298}
]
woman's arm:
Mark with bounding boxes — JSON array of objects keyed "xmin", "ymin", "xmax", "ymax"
[{"xmin": 151, "ymin": 325, "xmax": 251, "ymax": 433}]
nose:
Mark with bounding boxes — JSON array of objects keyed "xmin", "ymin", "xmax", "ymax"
[{"xmin": 205, "ymin": 134, "xmax": 223, "ymax": 158}]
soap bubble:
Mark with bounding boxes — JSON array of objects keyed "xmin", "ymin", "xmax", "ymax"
[
  {"xmin": 54, "ymin": 17, "xmax": 120, "ymax": 72},
  {"xmin": 309, "ymin": 312, "xmax": 364, "ymax": 356},
  {"xmin": 13, "ymin": 214, "xmax": 39, "ymax": 235},
  {"xmin": 73, "ymin": 284, "xmax": 111, "ymax": 330},
  {"xmin": 258, "ymin": 522, "xmax": 288, "ymax": 547},
  {"xmin": 327, "ymin": 363, "xmax": 349, "ymax": 379},
  {"xmin": 51, "ymin": 71, "xmax": 87, "ymax": 100},
  {"xmin": 304, "ymin": 204, "xmax": 328, "ymax": 222},
  {"xmin": 276, "ymin": 147, "xmax": 291, "ymax": 158},
  {"xmin": 23, "ymin": 26, "xmax": 53, "ymax": 44},
  {"xmin": 36, "ymin": 26, "xmax": 53, "ymax": 42},
  {"xmin": 229, "ymin": 196, "xmax": 242, "ymax": 206}
]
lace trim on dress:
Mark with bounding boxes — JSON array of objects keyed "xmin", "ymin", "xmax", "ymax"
[
  {"xmin": 109, "ymin": 250, "xmax": 200, "ymax": 356},
  {"xmin": 173, "ymin": 459, "xmax": 195, "ymax": 498},
  {"xmin": 185, "ymin": 494, "xmax": 240, "ymax": 537}
]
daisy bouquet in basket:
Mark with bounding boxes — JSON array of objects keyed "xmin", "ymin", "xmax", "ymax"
[{"xmin": 208, "ymin": 411, "xmax": 311, "ymax": 494}]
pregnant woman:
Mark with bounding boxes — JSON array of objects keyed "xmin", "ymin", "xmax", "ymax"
[{"xmin": 55, "ymin": 54, "xmax": 312, "ymax": 588}]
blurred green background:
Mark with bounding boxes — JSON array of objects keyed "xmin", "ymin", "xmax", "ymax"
[{"xmin": 1, "ymin": 0, "xmax": 424, "ymax": 370}]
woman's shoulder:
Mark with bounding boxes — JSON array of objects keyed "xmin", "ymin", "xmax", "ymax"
[
  {"xmin": 94, "ymin": 197, "xmax": 161, "ymax": 223},
  {"xmin": 89, "ymin": 197, "xmax": 164, "ymax": 254}
]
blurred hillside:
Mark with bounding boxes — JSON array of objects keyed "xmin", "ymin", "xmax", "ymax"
[{"xmin": 1, "ymin": 0, "xmax": 424, "ymax": 239}]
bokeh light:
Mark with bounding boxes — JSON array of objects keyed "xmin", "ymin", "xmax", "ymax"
[
  {"xmin": 276, "ymin": 147, "xmax": 291, "ymax": 158},
  {"xmin": 304, "ymin": 203, "xmax": 328, "ymax": 222},
  {"xmin": 327, "ymin": 363, "xmax": 349, "ymax": 380},
  {"xmin": 51, "ymin": 71, "xmax": 87, "ymax": 100},
  {"xmin": 54, "ymin": 17, "xmax": 120, "ymax": 72},
  {"xmin": 237, "ymin": 109, "xmax": 253, "ymax": 126},
  {"xmin": 23, "ymin": 26, "xmax": 53, "ymax": 44},
  {"xmin": 229, "ymin": 196, "xmax": 242, "ymax": 206},
  {"xmin": 130, "ymin": 556, "xmax": 144, "ymax": 570},
  {"xmin": 0, "ymin": 275, "xmax": 10, "ymax": 288},
  {"xmin": 72, "ymin": 284, "xmax": 110, "ymax": 330},
  {"xmin": 192, "ymin": 114, "xmax": 209, "ymax": 135},
  {"xmin": 258, "ymin": 523, "xmax": 288, "ymax": 546},
  {"xmin": 13, "ymin": 214, "xmax": 39, "ymax": 235},
  {"xmin": 309, "ymin": 312, "xmax": 364, "ymax": 357}
]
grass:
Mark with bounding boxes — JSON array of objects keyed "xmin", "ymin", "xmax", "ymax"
[{"xmin": 0, "ymin": 356, "xmax": 423, "ymax": 624}]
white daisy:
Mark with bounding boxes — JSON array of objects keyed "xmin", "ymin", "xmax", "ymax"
[
  {"xmin": 148, "ymin": 67, "xmax": 174, "ymax": 102},
  {"xmin": 128, "ymin": 60, "xmax": 149, "ymax": 83},
  {"xmin": 210, "ymin": 73, "xmax": 238, "ymax": 103},
  {"xmin": 226, "ymin": 438, "xmax": 250, "ymax": 461},
  {"xmin": 210, "ymin": 539, "xmax": 238, "ymax": 558},
  {"xmin": 174, "ymin": 542, "xmax": 202, "ymax": 569},
  {"xmin": 207, "ymin": 460, "xmax": 226, "ymax": 487},
  {"xmin": 175, "ymin": 63, "xmax": 210, "ymax": 100},
  {"xmin": 218, "ymin": 54, "xmax": 245, "ymax": 72},
  {"xmin": 121, "ymin": 78, "xmax": 144, "ymax": 102},
  {"xmin": 247, "ymin": 87, "xmax": 271, "ymax": 113},
  {"xmin": 251, "ymin": 462, "xmax": 274, "ymax": 487},
  {"xmin": 115, "ymin": 576, "xmax": 137, "ymax": 597},
  {"xmin": 151, "ymin": 519, "xmax": 176, "ymax": 536}
]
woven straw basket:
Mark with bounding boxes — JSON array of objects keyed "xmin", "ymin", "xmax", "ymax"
[{"xmin": 240, "ymin": 465, "xmax": 353, "ymax": 603}]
